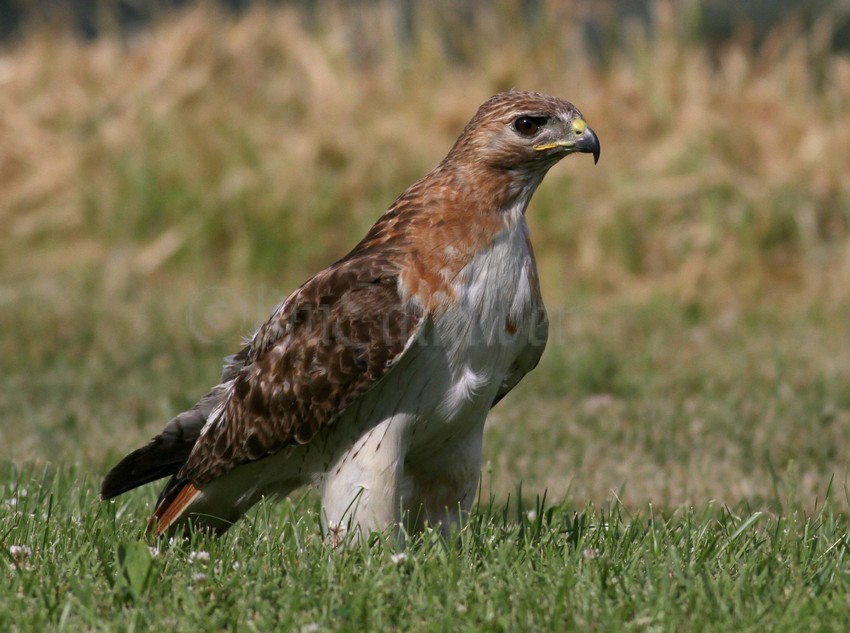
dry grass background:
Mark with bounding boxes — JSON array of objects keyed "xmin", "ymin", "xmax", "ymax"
[{"xmin": 2, "ymin": 0, "xmax": 850, "ymax": 512}]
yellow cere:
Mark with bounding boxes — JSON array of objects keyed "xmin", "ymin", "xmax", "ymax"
[{"xmin": 572, "ymin": 118, "xmax": 587, "ymax": 135}]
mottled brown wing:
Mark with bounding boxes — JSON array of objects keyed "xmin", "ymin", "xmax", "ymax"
[{"xmin": 178, "ymin": 256, "xmax": 425, "ymax": 486}]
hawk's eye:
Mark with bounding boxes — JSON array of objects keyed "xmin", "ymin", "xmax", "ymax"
[{"xmin": 514, "ymin": 115, "xmax": 545, "ymax": 136}]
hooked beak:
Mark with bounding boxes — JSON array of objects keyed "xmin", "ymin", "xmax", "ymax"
[
  {"xmin": 574, "ymin": 124, "xmax": 600, "ymax": 164},
  {"xmin": 533, "ymin": 117, "xmax": 601, "ymax": 164}
]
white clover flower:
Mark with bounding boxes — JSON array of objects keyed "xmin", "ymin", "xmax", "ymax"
[
  {"xmin": 189, "ymin": 550, "xmax": 210, "ymax": 564},
  {"xmin": 9, "ymin": 545, "xmax": 33, "ymax": 570},
  {"xmin": 9, "ymin": 545, "xmax": 32, "ymax": 560},
  {"xmin": 390, "ymin": 552, "xmax": 408, "ymax": 566}
]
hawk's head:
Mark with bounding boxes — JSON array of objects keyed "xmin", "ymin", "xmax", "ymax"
[{"xmin": 448, "ymin": 91, "xmax": 600, "ymax": 174}]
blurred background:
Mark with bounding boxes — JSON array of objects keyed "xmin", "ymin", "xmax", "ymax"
[{"xmin": 1, "ymin": 0, "xmax": 849, "ymax": 512}]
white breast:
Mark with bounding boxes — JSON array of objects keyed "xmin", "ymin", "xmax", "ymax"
[{"xmin": 429, "ymin": 207, "xmax": 539, "ymax": 426}]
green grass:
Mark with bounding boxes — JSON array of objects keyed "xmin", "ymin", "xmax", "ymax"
[{"xmin": 2, "ymin": 465, "xmax": 849, "ymax": 631}]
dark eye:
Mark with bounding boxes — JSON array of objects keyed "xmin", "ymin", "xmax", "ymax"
[{"xmin": 514, "ymin": 115, "xmax": 546, "ymax": 136}]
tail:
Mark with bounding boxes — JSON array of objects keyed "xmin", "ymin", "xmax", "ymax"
[
  {"xmin": 146, "ymin": 479, "xmax": 203, "ymax": 537},
  {"xmin": 99, "ymin": 412, "xmax": 206, "ymax": 537},
  {"xmin": 101, "ymin": 353, "xmax": 248, "ymax": 535},
  {"xmin": 147, "ymin": 475, "xmax": 249, "ymax": 537}
]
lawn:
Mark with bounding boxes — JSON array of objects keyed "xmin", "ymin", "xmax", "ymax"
[
  {"xmin": 3, "ymin": 465, "xmax": 849, "ymax": 631},
  {"xmin": 2, "ymin": 1, "xmax": 850, "ymax": 629}
]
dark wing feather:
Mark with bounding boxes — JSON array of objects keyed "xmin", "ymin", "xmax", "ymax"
[
  {"xmin": 100, "ymin": 386, "xmax": 225, "ymax": 499},
  {"xmin": 220, "ymin": 344, "xmax": 251, "ymax": 382},
  {"xmin": 100, "ymin": 346, "xmax": 252, "ymax": 500},
  {"xmin": 178, "ymin": 255, "xmax": 424, "ymax": 486}
]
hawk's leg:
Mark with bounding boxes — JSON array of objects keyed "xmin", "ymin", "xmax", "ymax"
[
  {"xmin": 403, "ymin": 427, "xmax": 484, "ymax": 536},
  {"xmin": 318, "ymin": 416, "xmax": 410, "ymax": 545}
]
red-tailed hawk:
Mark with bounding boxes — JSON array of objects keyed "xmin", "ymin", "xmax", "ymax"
[{"xmin": 100, "ymin": 91, "xmax": 600, "ymax": 541}]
